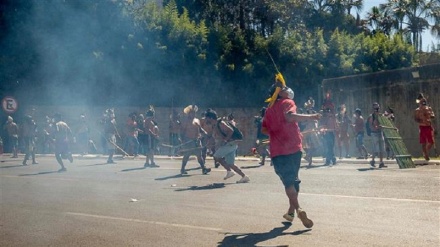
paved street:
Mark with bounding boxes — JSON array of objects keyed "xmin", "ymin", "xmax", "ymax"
[{"xmin": 1, "ymin": 154, "xmax": 439, "ymax": 247}]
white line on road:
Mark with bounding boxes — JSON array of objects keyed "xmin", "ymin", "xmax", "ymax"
[
  {"xmin": 66, "ymin": 212, "xmax": 223, "ymax": 232},
  {"xmin": 302, "ymin": 192, "xmax": 440, "ymax": 204}
]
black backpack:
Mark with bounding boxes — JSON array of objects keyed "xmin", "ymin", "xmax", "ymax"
[
  {"xmin": 365, "ymin": 115, "xmax": 372, "ymax": 136},
  {"xmin": 218, "ymin": 120, "xmax": 243, "ymax": 140}
]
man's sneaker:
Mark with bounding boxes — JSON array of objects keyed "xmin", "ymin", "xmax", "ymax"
[
  {"xmin": 224, "ymin": 171, "xmax": 235, "ymax": 180},
  {"xmin": 22, "ymin": 161, "xmax": 27, "ymax": 166},
  {"xmin": 32, "ymin": 161, "xmax": 38, "ymax": 164},
  {"xmin": 370, "ymin": 160, "xmax": 376, "ymax": 168},
  {"xmin": 180, "ymin": 170, "xmax": 188, "ymax": 175},
  {"xmin": 214, "ymin": 162, "xmax": 220, "ymax": 168},
  {"xmin": 202, "ymin": 168, "xmax": 211, "ymax": 175},
  {"xmin": 150, "ymin": 163, "xmax": 160, "ymax": 168},
  {"xmin": 144, "ymin": 163, "xmax": 150, "ymax": 168},
  {"xmin": 58, "ymin": 167, "xmax": 67, "ymax": 172},
  {"xmin": 236, "ymin": 175, "xmax": 250, "ymax": 183},
  {"xmin": 379, "ymin": 162, "xmax": 387, "ymax": 168},
  {"xmin": 297, "ymin": 209, "xmax": 314, "ymax": 228},
  {"xmin": 283, "ymin": 212, "xmax": 295, "ymax": 222},
  {"xmin": 107, "ymin": 160, "xmax": 116, "ymax": 164}
]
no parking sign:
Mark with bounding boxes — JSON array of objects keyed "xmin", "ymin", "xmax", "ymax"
[{"xmin": 2, "ymin": 96, "xmax": 18, "ymax": 114}]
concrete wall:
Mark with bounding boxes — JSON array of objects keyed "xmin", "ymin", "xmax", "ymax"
[{"xmin": 322, "ymin": 63, "xmax": 440, "ymax": 157}]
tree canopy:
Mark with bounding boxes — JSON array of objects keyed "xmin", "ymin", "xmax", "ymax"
[{"xmin": 0, "ymin": 0, "xmax": 437, "ymax": 108}]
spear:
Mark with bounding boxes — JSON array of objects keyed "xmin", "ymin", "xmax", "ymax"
[{"xmin": 265, "ymin": 48, "xmax": 286, "ymax": 107}]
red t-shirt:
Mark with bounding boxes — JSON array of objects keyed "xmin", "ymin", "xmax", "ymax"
[{"xmin": 262, "ymin": 98, "xmax": 302, "ymax": 157}]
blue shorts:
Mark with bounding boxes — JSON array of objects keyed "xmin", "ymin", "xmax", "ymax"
[
  {"xmin": 272, "ymin": 151, "xmax": 302, "ymax": 192},
  {"xmin": 356, "ymin": 132, "xmax": 364, "ymax": 148}
]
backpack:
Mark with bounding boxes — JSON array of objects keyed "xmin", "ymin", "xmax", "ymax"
[
  {"xmin": 218, "ymin": 120, "xmax": 243, "ymax": 141},
  {"xmin": 365, "ymin": 115, "xmax": 372, "ymax": 136}
]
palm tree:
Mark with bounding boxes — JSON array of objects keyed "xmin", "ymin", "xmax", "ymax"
[{"xmin": 382, "ymin": 0, "xmax": 438, "ymax": 52}]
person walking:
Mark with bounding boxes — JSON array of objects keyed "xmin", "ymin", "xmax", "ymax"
[
  {"xmin": 143, "ymin": 106, "xmax": 160, "ymax": 168},
  {"xmin": 353, "ymin": 108, "xmax": 368, "ymax": 159},
  {"xmin": 262, "ymin": 84, "xmax": 319, "ymax": 228},
  {"xmin": 336, "ymin": 104, "xmax": 351, "ymax": 159},
  {"xmin": 367, "ymin": 103, "xmax": 387, "ymax": 168},
  {"xmin": 21, "ymin": 115, "xmax": 38, "ymax": 165},
  {"xmin": 254, "ymin": 107, "xmax": 270, "ymax": 166},
  {"xmin": 103, "ymin": 109, "xmax": 119, "ymax": 164},
  {"xmin": 53, "ymin": 113, "xmax": 74, "ymax": 172},
  {"xmin": 414, "ymin": 93, "xmax": 436, "ymax": 161},
  {"xmin": 4, "ymin": 116, "xmax": 19, "ymax": 158},
  {"xmin": 320, "ymin": 107, "xmax": 337, "ymax": 166}
]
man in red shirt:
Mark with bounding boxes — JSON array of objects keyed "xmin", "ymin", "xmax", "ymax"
[{"xmin": 262, "ymin": 85, "xmax": 320, "ymax": 228}]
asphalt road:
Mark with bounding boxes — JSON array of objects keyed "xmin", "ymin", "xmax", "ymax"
[{"xmin": 1, "ymin": 154, "xmax": 439, "ymax": 247}]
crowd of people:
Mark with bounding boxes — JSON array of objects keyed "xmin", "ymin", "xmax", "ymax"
[{"xmin": 1, "ymin": 83, "xmax": 436, "ymax": 229}]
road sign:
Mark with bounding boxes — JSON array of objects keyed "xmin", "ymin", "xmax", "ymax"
[{"xmin": 2, "ymin": 96, "xmax": 18, "ymax": 114}]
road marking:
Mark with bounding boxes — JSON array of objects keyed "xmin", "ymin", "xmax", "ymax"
[
  {"xmin": 66, "ymin": 212, "xmax": 223, "ymax": 232},
  {"xmin": 302, "ymin": 192, "xmax": 440, "ymax": 204}
]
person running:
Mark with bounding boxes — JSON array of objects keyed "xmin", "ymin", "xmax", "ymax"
[
  {"xmin": 414, "ymin": 93, "xmax": 436, "ymax": 161},
  {"xmin": 204, "ymin": 109, "xmax": 249, "ymax": 183},
  {"xmin": 4, "ymin": 116, "xmax": 19, "ymax": 158},
  {"xmin": 53, "ymin": 113, "xmax": 74, "ymax": 172},
  {"xmin": 367, "ymin": 102, "xmax": 387, "ymax": 168},
  {"xmin": 353, "ymin": 108, "xmax": 368, "ymax": 159},
  {"xmin": 179, "ymin": 105, "xmax": 211, "ymax": 175},
  {"xmin": 262, "ymin": 84, "xmax": 319, "ymax": 227},
  {"xmin": 143, "ymin": 106, "xmax": 160, "ymax": 168},
  {"xmin": 21, "ymin": 115, "xmax": 38, "ymax": 165}
]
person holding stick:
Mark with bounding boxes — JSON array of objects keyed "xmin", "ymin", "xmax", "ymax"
[
  {"xmin": 179, "ymin": 105, "xmax": 211, "ymax": 175},
  {"xmin": 262, "ymin": 82, "xmax": 319, "ymax": 227}
]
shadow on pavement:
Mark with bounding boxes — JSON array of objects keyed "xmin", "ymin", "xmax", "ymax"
[
  {"xmin": 240, "ymin": 164, "xmax": 263, "ymax": 169},
  {"xmin": 174, "ymin": 182, "xmax": 234, "ymax": 191},
  {"xmin": 84, "ymin": 163, "xmax": 110, "ymax": 167},
  {"xmin": 120, "ymin": 167, "xmax": 147, "ymax": 172},
  {"xmin": 217, "ymin": 222, "xmax": 311, "ymax": 247},
  {"xmin": 19, "ymin": 170, "xmax": 60, "ymax": 176},
  {"xmin": 357, "ymin": 168, "xmax": 375, "ymax": 172},
  {"xmin": 0, "ymin": 164, "xmax": 27, "ymax": 169}
]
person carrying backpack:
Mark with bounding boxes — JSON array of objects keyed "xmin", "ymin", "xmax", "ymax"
[
  {"xmin": 204, "ymin": 109, "xmax": 249, "ymax": 183},
  {"xmin": 367, "ymin": 102, "xmax": 387, "ymax": 168}
]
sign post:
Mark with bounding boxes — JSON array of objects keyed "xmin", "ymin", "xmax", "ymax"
[{"xmin": 2, "ymin": 96, "xmax": 18, "ymax": 114}]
